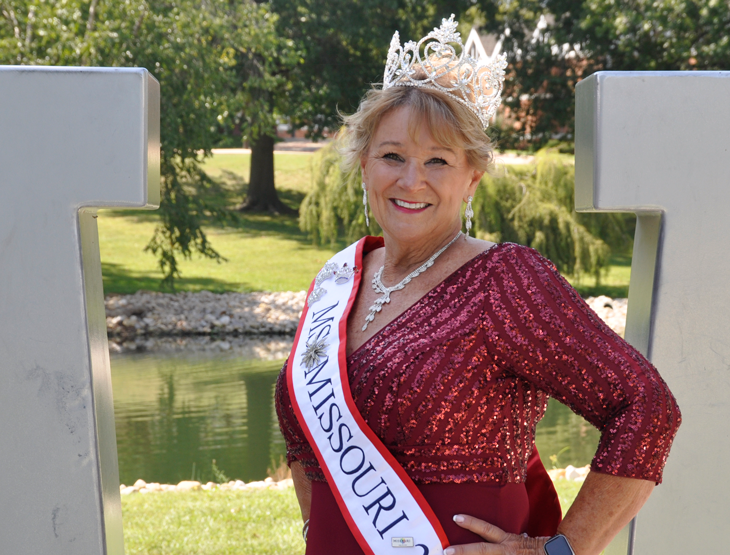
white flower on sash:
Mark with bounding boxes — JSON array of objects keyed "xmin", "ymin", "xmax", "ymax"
[{"xmin": 301, "ymin": 336, "xmax": 329, "ymax": 370}]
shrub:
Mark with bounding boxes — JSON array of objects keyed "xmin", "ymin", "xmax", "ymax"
[
  {"xmin": 299, "ymin": 142, "xmax": 381, "ymax": 245},
  {"xmin": 474, "ymin": 152, "xmax": 626, "ymax": 281},
  {"xmin": 300, "ymin": 146, "xmax": 631, "ymax": 282}
]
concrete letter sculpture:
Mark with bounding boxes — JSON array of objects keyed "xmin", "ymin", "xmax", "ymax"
[
  {"xmin": 576, "ymin": 71, "xmax": 730, "ymax": 554},
  {"xmin": 0, "ymin": 67, "xmax": 159, "ymax": 554}
]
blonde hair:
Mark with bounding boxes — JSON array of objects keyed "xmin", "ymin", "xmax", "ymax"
[{"xmin": 339, "ymin": 84, "xmax": 494, "ymax": 176}]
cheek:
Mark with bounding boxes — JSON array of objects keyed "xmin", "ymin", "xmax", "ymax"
[{"xmin": 367, "ymin": 165, "xmax": 397, "ymax": 191}]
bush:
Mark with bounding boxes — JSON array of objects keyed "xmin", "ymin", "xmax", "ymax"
[
  {"xmin": 300, "ymin": 146, "xmax": 631, "ymax": 281},
  {"xmin": 299, "ymin": 142, "xmax": 381, "ymax": 245},
  {"xmin": 474, "ymin": 151, "xmax": 630, "ymax": 280}
]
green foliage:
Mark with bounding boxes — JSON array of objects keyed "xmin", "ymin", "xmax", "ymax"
[
  {"xmin": 299, "ymin": 141, "xmax": 381, "ymax": 245},
  {"xmin": 472, "ymin": 0, "xmax": 730, "ymax": 148},
  {"xmin": 213, "ymin": 2, "xmax": 299, "ymax": 145},
  {"xmin": 211, "ymin": 459, "xmax": 230, "ymax": 484},
  {"xmin": 475, "ymin": 152, "xmax": 631, "ymax": 280},
  {"xmin": 548, "ymin": 446, "xmax": 571, "ymax": 470},
  {"xmin": 269, "ymin": 0, "xmax": 471, "ymax": 136},
  {"xmin": 145, "ymin": 159, "xmax": 234, "ymax": 289},
  {"xmin": 302, "ymin": 147, "xmax": 630, "ymax": 280},
  {"xmin": 0, "ymin": 1, "xmax": 274, "ymax": 287}
]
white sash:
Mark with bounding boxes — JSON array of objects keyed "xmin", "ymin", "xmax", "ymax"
[{"xmin": 287, "ymin": 238, "xmax": 449, "ymax": 555}]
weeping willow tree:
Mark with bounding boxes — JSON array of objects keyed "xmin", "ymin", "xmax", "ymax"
[
  {"xmin": 475, "ymin": 154, "xmax": 604, "ymax": 281},
  {"xmin": 300, "ymin": 146, "xmax": 631, "ymax": 283},
  {"xmin": 299, "ymin": 142, "xmax": 381, "ymax": 245}
]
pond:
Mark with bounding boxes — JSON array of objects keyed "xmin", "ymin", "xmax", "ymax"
[{"xmin": 111, "ymin": 346, "xmax": 600, "ymax": 486}]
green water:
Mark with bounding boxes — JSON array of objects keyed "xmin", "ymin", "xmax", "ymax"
[{"xmin": 111, "ymin": 351, "xmax": 600, "ymax": 485}]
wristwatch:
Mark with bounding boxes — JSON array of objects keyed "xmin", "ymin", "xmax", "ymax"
[{"xmin": 543, "ymin": 534, "xmax": 575, "ymax": 555}]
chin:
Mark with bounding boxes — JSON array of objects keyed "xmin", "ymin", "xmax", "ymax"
[{"xmin": 384, "ymin": 224, "xmax": 436, "ymax": 242}]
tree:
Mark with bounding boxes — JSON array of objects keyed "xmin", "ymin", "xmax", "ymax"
[
  {"xmin": 0, "ymin": 0, "xmax": 236, "ymax": 287},
  {"xmin": 273, "ymin": 0, "xmax": 482, "ymax": 125},
  {"xmin": 473, "ymin": 151, "xmax": 631, "ymax": 280},
  {"xmin": 471, "ymin": 0, "xmax": 730, "ymax": 148},
  {"xmin": 212, "ymin": 2, "xmax": 300, "ymax": 214},
  {"xmin": 299, "ymin": 142, "xmax": 381, "ymax": 246},
  {"xmin": 220, "ymin": 0, "xmax": 472, "ymax": 213}
]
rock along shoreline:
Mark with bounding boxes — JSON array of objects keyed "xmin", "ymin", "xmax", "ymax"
[
  {"xmin": 120, "ymin": 477, "xmax": 295, "ymax": 495},
  {"xmin": 120, "ymin": 463, "xmax": 591, "ymax": 496},
  {"xmin": 105, "ymin": 291, "xmax": 627, "ymax": 353}
]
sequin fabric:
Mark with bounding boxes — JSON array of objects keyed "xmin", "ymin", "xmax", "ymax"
[{"xmin": 275, "ymin": 243, "xmax": 681, "ymax": 485}]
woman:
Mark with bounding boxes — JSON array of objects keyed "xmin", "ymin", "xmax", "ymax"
[{"xmin": 276, "ymin": 16, "xmax": 680, "ymax": 555}]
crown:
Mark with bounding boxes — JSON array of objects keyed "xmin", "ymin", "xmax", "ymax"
[{"xmin": 383, "ymin": 15, "xmax": 507, "ymax": 129}]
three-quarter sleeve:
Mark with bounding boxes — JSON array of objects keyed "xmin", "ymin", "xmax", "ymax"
[
  {"xmin": 485, "ymin": 245, "xmax": 681, "ymax": 483},
  {"xmin": 274, "ymin": 360, "xmax": 325, "ymax": 481}
]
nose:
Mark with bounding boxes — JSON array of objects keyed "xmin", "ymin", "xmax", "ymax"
[{"xmin": 398, "ymin": 158, "xmax": 426, "ymax": 191}]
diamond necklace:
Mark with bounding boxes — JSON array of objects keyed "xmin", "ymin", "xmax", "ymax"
[{"xmin": 362, "ymin": 231, "xmax": 463, "ymax": 331}]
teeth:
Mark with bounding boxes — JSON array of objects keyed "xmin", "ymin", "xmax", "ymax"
[{"xmin": 394, "ymin": 199, "xmax": 429, "ymax": 209}]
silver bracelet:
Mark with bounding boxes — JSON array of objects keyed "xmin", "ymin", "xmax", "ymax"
[{"xmin": 302, "ymin": 518, "xmax": 310, "ymax": 543}]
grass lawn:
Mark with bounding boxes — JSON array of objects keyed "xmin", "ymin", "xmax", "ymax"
[
  {"xmin": 121, "ymin": 480, "xmax": 581, "ymax": 555},
  {"xmin": 552, "ymin": 478, "xmax": 583, "ymax": 515},
  {"xmin": 99, "ymin": 151, "xmax": 630, "ymax": 297},
  {"xmin": 566, "ymin": 252, "xmax": 632, "ymax": 299},
  {"xmin": 122, "ymin": 488, "xmax": 304, "ymax": 555},
  {"xmin": 98, "ymin": 152, "xmax": 344, "ymax": 295}
]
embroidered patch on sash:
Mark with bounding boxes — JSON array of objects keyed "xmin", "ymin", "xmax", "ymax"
[{"xmin": 391, "ymin": 537, "xmax": 415, "ymax": 547}]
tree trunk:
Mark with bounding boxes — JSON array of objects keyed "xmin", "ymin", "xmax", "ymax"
[{"xmin": 237, "ymin": 133, "xmax": 296, "ymax": 214}]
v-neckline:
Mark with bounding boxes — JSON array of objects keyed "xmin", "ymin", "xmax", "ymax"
[{"xmin": 346, "ymin": 240, "xmax": 503, "ymax": 360}]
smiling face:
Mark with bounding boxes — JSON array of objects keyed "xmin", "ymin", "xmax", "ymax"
[{"xmin": 361, "ymin": 105, "xmax": 483, "ymax": 247}]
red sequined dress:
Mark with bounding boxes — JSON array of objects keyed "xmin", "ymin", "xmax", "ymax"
[{"xmin": 275, "ymin": 241, "xmax": 681, "ymax": 554}]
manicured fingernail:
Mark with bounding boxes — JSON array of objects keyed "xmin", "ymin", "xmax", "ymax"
[
  {"xmin": 453, "ymin": 514, "xmax": 464, "ymax": 523},
  {"xmin": 444, "ymin": 548, "xmax": 455, "ymax": 555}
]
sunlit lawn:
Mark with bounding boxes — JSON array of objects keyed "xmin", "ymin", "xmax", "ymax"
[
  {"xmin": 566, "ymin": 252, "xmax": 632, "ymax": 299},
  {"xmin": 98, "ymin": 211, "xmax": 340, "ymax": 294},
  {"xmin": 202, "ymin": 150, "xmax": 315, "ymax": 199},
  {"xmin": 121, "ymin": 488, "xmax": 305, "ymax": 555},
  {"xmin": 121, "ymin": 480, "xmax": 581, "ymax": 555},
  {"xmin": 98, "ymin": 151, "xmax": 343, "ymax": 294},
  {"xmin": 99, "ymin": 151, "xmax": 630, "ymax": 297}
]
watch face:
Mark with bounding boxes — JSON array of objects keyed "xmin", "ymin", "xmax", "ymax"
[{"xmin": 544, "ymin": 535, "xmax": 574, "ymax": 555}]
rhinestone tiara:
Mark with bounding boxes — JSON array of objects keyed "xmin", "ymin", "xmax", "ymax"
[{"xmin": 383, "ymin": 14, "xmax": 507, "ymax": 129}]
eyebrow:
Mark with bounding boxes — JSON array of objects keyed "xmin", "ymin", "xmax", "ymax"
[{"xmin": 375, "ymin": 140, "xmax": 455, "ymax": 153}]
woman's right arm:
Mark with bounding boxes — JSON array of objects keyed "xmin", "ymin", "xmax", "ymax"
[{"xmin": 291, "ymin": 461, "xmax": 312, "ymax": 522}]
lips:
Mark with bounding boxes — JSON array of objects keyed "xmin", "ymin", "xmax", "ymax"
[{"xmin": 392, "ymin": 199, "xmax": 430, "ymax": 210}]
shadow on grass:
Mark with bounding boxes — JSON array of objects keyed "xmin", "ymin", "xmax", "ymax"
[
  {"xmin": 608, "ymin": 252, "xmax": 632, "ymax": 267},
  {"xmin": 98, "ymin": 207, "xmax": 160, "ymax": 223},
  {"xmin": 277, "ymin": 187, "xmax": 307, "ymax": 211},
  {"xmin": 101, "ymin": 173, "xmax": 322, "ymax": 249},
  {"xmin": 102, "ymin": 262, "xmax": 252, "ymax": 295}
]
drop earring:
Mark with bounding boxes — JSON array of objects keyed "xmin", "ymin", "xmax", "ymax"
[
  {"xmin": 464, "ymin": 195, "xmax": 473, "ymax": 236},
  {"xmin": 362, "ymin": 182, "xmax": 370, "ymax": 227}
]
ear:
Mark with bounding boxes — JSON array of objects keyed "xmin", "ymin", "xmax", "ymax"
[
  {"xmin": 360, "ymin": 155, "xmax": 368, "ymax": 184},
  {"xmin": 465, "ymin": 169, "xmax": 484, "ymax": 201}
]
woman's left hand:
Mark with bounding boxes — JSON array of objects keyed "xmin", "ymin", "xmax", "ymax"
[{"xmin": 442, "ymin": 514, "xmax": 547, "ymax": 555}]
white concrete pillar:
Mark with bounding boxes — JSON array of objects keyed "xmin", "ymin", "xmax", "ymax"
[
  {"xmin": 0, "ymin": 67, "xmax": 159, "ymax": 554},
  {"xmin": 576, "ymin": 71, "xmax": 730, "ymax": 554}
]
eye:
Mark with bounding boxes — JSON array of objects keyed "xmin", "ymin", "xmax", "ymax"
[
  {"xmin": 382, "ymin": 152, "xmax": 403, "ymax": 162},
  {"xmin": 426, "ymin": 157, "xmax": 448, "ymax": 166}
]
